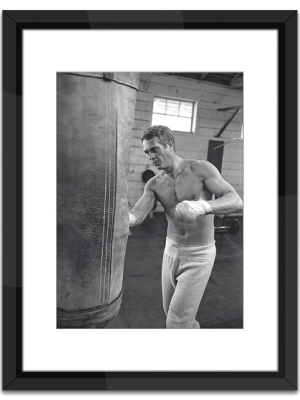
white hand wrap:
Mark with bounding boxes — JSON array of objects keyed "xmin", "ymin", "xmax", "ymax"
[
  {"xmin": 129, "ymin": 212, "xmax": 137, "ymax": 226},
  {"xmin": 175, "ymin": 199, "xmax": 213, "ymax": 223}
]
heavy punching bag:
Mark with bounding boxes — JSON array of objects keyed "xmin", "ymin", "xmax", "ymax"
[{"xmin": 57, "ymin": 72, "xmax": 140, "ymax": 328}]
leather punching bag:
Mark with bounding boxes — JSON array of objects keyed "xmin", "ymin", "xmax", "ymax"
[{"xmin": 57, "ymin": 72, "xmax": 139, "ymax": 328}]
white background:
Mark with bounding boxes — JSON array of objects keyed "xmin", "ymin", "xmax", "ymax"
[{"xmin": 1, "ymin": 0, "xmax": 299, "ymax": 399}]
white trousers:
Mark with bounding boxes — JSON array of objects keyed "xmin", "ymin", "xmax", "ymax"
[{"xmin": 162, "ymin": 238, "xmax": 216, "ymax": 329}]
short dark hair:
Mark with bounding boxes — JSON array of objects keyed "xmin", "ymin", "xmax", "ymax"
[{"xmin": 141, "ymin": 125, "xmax": 176, "ymax": 152}]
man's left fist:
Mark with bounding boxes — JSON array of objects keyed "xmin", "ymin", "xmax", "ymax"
[{"xmin": 175, "ymin": 199, "xmax": 212, "ymax": 223}]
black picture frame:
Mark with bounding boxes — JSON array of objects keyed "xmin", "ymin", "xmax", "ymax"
[{"xmin": 2, "ymin": 10, "xmax": 297, "ymax": 391}]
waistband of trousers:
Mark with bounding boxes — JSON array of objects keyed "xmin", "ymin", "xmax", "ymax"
[
  {"xmin": 165, "ymin": 237, "xmax": 216, "ymax": 258},
  {"xmin": 166, "ymin": 237, "xmax": 215, "ymax": 249}
]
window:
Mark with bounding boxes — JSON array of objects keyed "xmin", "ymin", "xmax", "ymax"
[{"xmin": 151, "ymin": 96, "xmax": 196, "ymax": 133}]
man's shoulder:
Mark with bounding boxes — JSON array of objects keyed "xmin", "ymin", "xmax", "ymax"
[
  {"xmin": 145, "ymin": 172, "xmax": 163, "ymax": 190},
  {"xmin": 188, "ymin": 160, "xmax": 220, "ymax": 180},
  {"xmin": 189, "ymin": 159, "xmax": 210, "ymax": 174}
]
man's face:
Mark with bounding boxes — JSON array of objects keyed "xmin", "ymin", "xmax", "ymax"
[{"xmin": 142, "ymin": 137, "xmax": 173, "ymax": 170}]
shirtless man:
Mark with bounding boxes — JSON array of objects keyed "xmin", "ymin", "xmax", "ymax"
[{"xmin": 129, "ymin": 125, "xmax": 243, "ymax": 329}]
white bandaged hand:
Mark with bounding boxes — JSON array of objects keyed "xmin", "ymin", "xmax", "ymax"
[
  {"xmin": 129, "ymin": 212, "xmax": 137, "ymax": 227},
  {"xmin": 175, "ymin": 199, "xmax": 213, "ymax": 223}
]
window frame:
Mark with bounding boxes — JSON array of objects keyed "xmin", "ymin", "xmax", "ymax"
[{"xmin": 150, "ymin": 94, "xmax": 198, "ymax": 134}]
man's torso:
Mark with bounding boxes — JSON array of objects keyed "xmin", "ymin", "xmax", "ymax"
[{"xmin": 150, "ymin": 160, "xmax": 215, "ymax": 246}]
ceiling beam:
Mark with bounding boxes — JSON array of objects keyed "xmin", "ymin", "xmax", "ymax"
[
  {"xmin": 200, "ymin": 73, "xmax": 208, "ymax": 80},
  {"xmin": 214, "ymin": 108, "xmax": 240, "ymax": 138},
  {"xmin": 217, "ymin": 105, "xmax": 243, "ymax": 112},
  {"xmin": 230, "ymin": 75, "xmax": 243, "ymax": 88},
  {"xmin": 232, "ymin": 73, "xmax": 241, "ymax": 80},
  {"xmin": 214, "ymin": 137, "xmax": 243, "ymax": 150},
  {"xmin": 144, "ymin": 73, "xmax": 152, "ymax": 90}
]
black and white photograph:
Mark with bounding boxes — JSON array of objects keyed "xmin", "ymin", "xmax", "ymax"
[
  {"xmin": 2, "ymin": 6, "xmax": 297, "ymax": 391},
  {"xmin": 57, "ymin": 72, "xmax": 244, "ymax": 329}
]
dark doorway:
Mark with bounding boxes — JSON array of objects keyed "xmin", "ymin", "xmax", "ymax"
[{"xmin": 207, "ymin": 140, "xmax": 224, "ymax": 173}]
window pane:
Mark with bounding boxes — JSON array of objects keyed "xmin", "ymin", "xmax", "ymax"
[
  {"xmin": 152, "ymin": 114, "xmax": 191, "ymax": 132},
  {"xmin": 153, "ymin": 98, "xmax": 166, "ymax": 114},
  {"xmin": 179, "ymin": 102, "xmax": 193, "ymax": 118},
  {"xmin": 166, "ymin": 100, "xmax": 180, "ymax": 116},
  {"xmin": 152, "ymin": 97, "xmax": 195, "ymax": 132}
]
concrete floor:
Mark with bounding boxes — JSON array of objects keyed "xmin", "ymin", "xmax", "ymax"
[{"xmin": 105, "ymin": 212, "xmax": 243, "ymax": 329}]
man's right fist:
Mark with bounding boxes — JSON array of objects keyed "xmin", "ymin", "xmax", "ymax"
[{"xmin": 175, "ymin": 199, "xmax": 212, "ymax": 223}]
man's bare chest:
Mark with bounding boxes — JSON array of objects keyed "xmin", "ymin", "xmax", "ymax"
[{"xmin": 154, "ymin": 169, "xmax": 205, "ymax": 206}]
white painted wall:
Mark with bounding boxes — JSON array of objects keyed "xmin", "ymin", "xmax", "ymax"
[{"xmin": 128, "ymin": 73, "xmax": 243, "ymax": 210}]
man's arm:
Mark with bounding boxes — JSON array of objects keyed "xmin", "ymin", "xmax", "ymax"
[
  {"xmin": 129, "ymin": 179, "xmax": 156, "ymax": 227},
  {"xmin": 175, "ymin": 161, "xmax": 243, "ymax": 223},
  {"xmin": 200, "ymin": 161, "xmax": 243, "ymax": 215}
]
